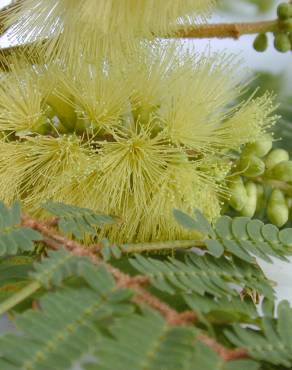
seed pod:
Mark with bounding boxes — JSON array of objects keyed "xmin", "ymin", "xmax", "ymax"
[
  {"xmin": 277, "ymin": 2, "xmax": 292, "ymax": 20},
  {"xmin": 267, "ymin": 189, "xmax": 289, "ymax": 227},
  {"xmin": 243, "ymin": 134, "xmax": 273, "ymax": 157},
  {"xmin": 253, "ymin": 33, "xmax": 268, "ymax": 52},
  {"xmin": 265, "ymin": 148, "xmax": 289, "ymax": 169},
  {"xmin": 238, "ymin": 155, "xmax": 265, "ymax": 177},
  {"xmin": 240, "ymin": 182, "xmax": 257, "ymax": 217},
  {"xmin": 274, "ymin": 33, "xmax": 291, "ymax": 53},
  {"xmin": 228, "ymin": 176, "xmax": 248, "ymax": 211},
  {"xmin": 267, "ymin": 160, "xmax": 292, "ymax": 182}
]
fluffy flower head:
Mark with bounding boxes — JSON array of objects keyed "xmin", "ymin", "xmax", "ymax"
[
  {"xmin": 0, "ymin": 44, "xmax": 278, "ymax": 243},
  {"xmin": 4, "ymin": 0, "xmax": 216, "ymax": 61}
]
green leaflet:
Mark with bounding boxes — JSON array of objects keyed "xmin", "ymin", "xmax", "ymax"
[
  {"xmin": 0, "ymin": 202, "xmax": 42, "ymax": 256},
  {"xmin": 225, "ymin": 300, "xmax": 292, "ymax": 367},
  {"xmin": 42, "ymin": 201, "xmax": 118, "ymax": 239},
  {"xmin": 173, "ymin": 209, "xmax": 216, "ymax": 238},
  {"xmin": 0, "ymin": 267, "xmax": 133, "ymax": 370},
  {"xmin": 86, "ymin": 309, "xmax": 197, "ymax": 370},
  {"xmin": 184, "ymin": 293, "xmax": 258, "ymax": 323},
  {"xmin": 85, "ymin": 312, "xmax": 259, "ymax": 370},
  {"xmin": 31, "ymin": 248, "xmax": 91, "ymax": 288},
  {"xmin": 175, "ymin": 209, "xmax": 292, "ymax": 263},
  {"xmin": 130, "ymin": 253, "xmax": 274, "ymax": 299},
  {"xmin": 192, "ymin": 342, "xmax": 260, "ymax": 370}
]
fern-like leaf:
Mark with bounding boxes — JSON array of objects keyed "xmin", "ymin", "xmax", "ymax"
[
  {"xmin": 85, "ymin": 309, "xmax": 197, "ymax": 370},
  {"xmin": 42, "ymin": 201, "xmax": 118, "ymax": 239},
  {"xmin": 192, "ymin": 342, "xmax": 260, "ymax": 370},
  {"xmin": 31, "ymin": 248, "xmax": 91, "ymax": 288},
  {"xmin": 225, "ymin": 300, "xmax": 292, "ymax": 367},
  {"xmin": 0, "ymin": 202, "xmax": 42, "ymax": 256},
  {"xmin": 184, "ymin": 293, "xmax": 258, "ymax": 323},
  {"xmin": 130, "ymin": 253, "xmax": 274, "ymax": 299},
  {"xmin": 174, "ymin": 210, "xmax": 292, "ymax": 263},
  {"xmin": 85, "ymin": 310, "xmax": 259, "ymax": 370},
  {"xmin": 0, "ymin": 266, "xmax": 133, "ymax": 370}
]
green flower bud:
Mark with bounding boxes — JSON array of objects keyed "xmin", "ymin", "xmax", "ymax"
[
  {"xmin": 53, "ymin": 119, "xmax": 69, "ymax": 134},
  {"xmin": 32, "ymin": 116, "xmax": 51, "ymax": 135},
  {"xmin": 267, "ymin": 189, "xmax": 289, "ymax": 227},
  {"xmin": 265, "ymin": 148, "xmax": 289, "ymax": 169},
  {"xmin": 274, "ymin": 33, "xmax": 291, "ymax": 53},
  {"xmin": 47, "ymin": 93, "xmax": 76, "ymax": 131},
  {"xmin": 286, "ymin": 197, "xmax": 292, "ymax": 209},
  {"xmin": 277, "ymin": 3, "xmax": 292, "ymax": 20},
  {"xmin": 238, "ymin": 155, "xmax": 266, "ymax": 177},
  {"xmin": 282, "ymin": 19, "xmax": 292, "ymax": 32},
  {"xmin": 267, "ymin": 160, "xmax": 292, "ymax": 182},
  {"xmin": 243, "ymin": 134, "xmax": 273, "ymax": 157},
  {"xmin": 253, "ymin": 33, "xmax": 268, "ymax": 52},
  {"xmin": 256, "ymin": 184, "xmax": 265, "ymax": 212},
  {"xmin": 44, "ymin": 105, "xmax": 56, "ymax": 119},
  {"xmin": 228, "ymin": 176, "xmax": 248, "ymax": 211},
  {"xmin": 75, "ymin": 116, "xmax": 91, "ymax": 134},
  {"xmin": 240, "ymin": 182, "xmax": 257, "ymax": 217}
]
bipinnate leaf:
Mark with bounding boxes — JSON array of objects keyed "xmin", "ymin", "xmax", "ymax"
[
  {"xmin": 0, "ymin": 202, "xmax": 42, "ymax": 256},
  {"xmin": 0, "ymin": 265, "xmax": 133, "ymax": 370},
  {"xmin": 42, "ymin": 201, "xmax": 118, "ymax": 239},
  {"xmin": 225, "ymin": 300, "xmax": 292, "ymax": 367}
]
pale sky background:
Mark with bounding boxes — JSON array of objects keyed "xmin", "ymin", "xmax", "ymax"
[{"xmin": 0, "ymin": 0, "xmax": 291, "ymax": 340}]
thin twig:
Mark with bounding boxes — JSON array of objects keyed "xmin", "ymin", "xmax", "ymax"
[
  {"xmin": 174, "ymin": 19, "xmax": 283, "ymax": 39},
  {"xmin": 0, "ymin": 18, "xmax": 289, "ymax": 60}
]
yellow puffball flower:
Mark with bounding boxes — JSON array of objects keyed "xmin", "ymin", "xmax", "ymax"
[
  {"xmin": 0, "ymin": 44, "xmax": 278, "ymax": 243},
  {"xmin": 4, "ymin": 0, "xmax": 216, "ymax": 62},
  {"xmin": 0, "ymin": 56, "xmax": 52, "ymax": 135}
]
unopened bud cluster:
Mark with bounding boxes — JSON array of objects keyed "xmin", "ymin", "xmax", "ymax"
[
  {"xmin": 228, "ymin": 135, "xmax": 292, "ymax": 227},
  {"xmin": 253, "ymin": 2, "xmax": 292, "ymax": 53}
]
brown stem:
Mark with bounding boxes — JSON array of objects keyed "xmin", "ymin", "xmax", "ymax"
[
  {"xmin": 174, "ymin": 19, "xmax": 282, "ymax": 40},
  {"xmin": 22, "ymin": 215, "xmax": 249, "ymax": 361},
  {"xmin": 198, "ymin": 334, "xmax": 249, "ymax": 361}
]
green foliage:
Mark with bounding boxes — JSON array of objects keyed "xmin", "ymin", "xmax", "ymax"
[
  {"xmin": 0, "ymin": 263, "xmax": 133, "ymax": 370},
  {"xmin": 87, "ymin": 309, "xmax": 196, "ymax": 370},
  {"xmin": 1, "ymin": 201, "xmax": 292, "ymax": 369},
  {"xmin": 174, "ymin": 210, "xmax": 292, "ymax": 263},
  {"xmin": 85, "ymin": 315, "xmax": 260, "ymax": 370},
  {"xmin": 184, "ymin": 293, "xmax": 258, "ymax": 323},
  {"xmin": 130, "ymin": 253, "xmax": 274, "ymax": 299},
  {"xmin": 192, "ymin": 343, "xmax": 260, "ymax": 370},
  {"xmin": 0, "ymin": 202, "xmax": 42, "ymax": 256},
  {"xmin": 31, "ymin": 248, "xmax": 91, "ymax": 288},
  {"xmin": 42, "ymin": 201, "xmax": 118, "ymax": 239},
  {"xmin": 226, "ymin": 300, "xmax": 292, "ymax": 367}
]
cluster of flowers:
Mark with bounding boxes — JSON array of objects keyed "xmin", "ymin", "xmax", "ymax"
[
  {"xmin": 0, "ymin": 0, "xmax": 279, "ymax": 242},
  {"xmin": 228, "ymin": 134, "xmax": 292, "ymax": 227}
]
